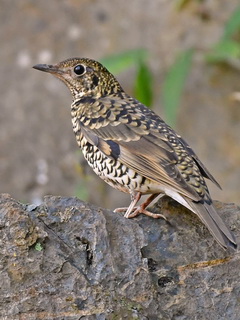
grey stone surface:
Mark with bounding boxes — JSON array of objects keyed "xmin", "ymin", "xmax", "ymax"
[
  {"xmin": 0, "ymin": 0, "xmax": 240, "ymax": 208},
  {"xmin": 0, "ymin": 193, "xmax": 239, "ymax": 319}
]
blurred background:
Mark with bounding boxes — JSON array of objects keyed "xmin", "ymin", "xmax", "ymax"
[{"xmin": 0, "ymin": 0, "xmax": 240, "ymax": 210}]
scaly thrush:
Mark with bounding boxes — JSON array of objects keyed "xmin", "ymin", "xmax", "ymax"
[{"xmin": 33, "ymin": 57, "xmax": 237, "ymax": 249}]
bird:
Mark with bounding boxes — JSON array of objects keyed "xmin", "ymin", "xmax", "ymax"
[{"xmin": 33, "ymin": 57, "xmax": 237, "ymax": 250}]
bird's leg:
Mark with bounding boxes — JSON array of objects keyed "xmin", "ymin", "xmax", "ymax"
[
  {"xmin": 124, "ymin": 192, "xmax": 142, "ymax": 217},
  {"xmin": 115, "ymin": 192, "xmax": 166, "ymax": 220},
  {"xmin": 126, "ymin": 193, "xmax": 167, "ymax": 220},
  {"xmin": 114, "ymin": 192, "xmax": 141, "ymax": 215}
]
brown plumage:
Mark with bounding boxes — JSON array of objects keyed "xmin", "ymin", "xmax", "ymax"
[{"xmin": 33, "ymin": 57, "xmax": 237, "ymax": 249}]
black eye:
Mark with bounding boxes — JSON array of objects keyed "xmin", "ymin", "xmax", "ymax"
[{"xmin": 74, "ymin": 64, "xmax": 86, "ymax": 75}]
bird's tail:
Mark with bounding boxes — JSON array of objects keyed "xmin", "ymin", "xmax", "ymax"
[{"xmin": 184, "ymin": 198, "xmax": 237, "ymax": 250}]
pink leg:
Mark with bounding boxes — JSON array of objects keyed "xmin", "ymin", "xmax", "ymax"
[
  {"xmin": 114, "ymin": 192, "xmax": 167, "ymax": 220},
  {"xmin": 125, "ymin": 193, "xmax": 166, "ymax": 219},
  {"xmin": 114, "ymin": 192, "xmax": 141, "ymax": 215}
]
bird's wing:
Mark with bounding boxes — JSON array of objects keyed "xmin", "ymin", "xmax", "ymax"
[{"xmin": 78, "ymin": 95, "xmax": 216, "ymax": 202}]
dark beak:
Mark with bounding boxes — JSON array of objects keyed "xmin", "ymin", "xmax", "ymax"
[{"xmin": 33, "ymin": 64, "xmax": 63, "ymax": 74}]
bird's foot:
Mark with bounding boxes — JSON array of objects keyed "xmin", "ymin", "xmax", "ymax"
[
  {"xmin": 114, "ymin": 207, "xmax": 138, "ymax": 213},
  {"xmin": 126, "ymin": 206, "xmax": 167, "ymax": 220},
  {"xmin": 114, "ymin": 192, "xmax": 167, "ymax": 220},
  {"xmin": 115, "ymin": 192, "xmax": 142, "ymax": 217}
]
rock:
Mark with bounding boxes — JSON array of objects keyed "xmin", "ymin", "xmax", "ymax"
[{"xmin": 0, "ymin": 193, "xmax": 239, "ymax": 319}]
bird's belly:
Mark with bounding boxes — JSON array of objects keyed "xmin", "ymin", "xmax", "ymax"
[{"xmin": 80, "ymin": 138, "xmax": 162, "ymax": 195}]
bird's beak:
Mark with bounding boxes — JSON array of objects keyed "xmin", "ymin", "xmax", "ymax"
[{"xmin": 33, "ymin": 64, "xmax": 63, "ymax": 75}]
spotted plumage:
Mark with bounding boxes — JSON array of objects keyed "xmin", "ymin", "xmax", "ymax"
[{"xmin": 33, "ymin": 57, "xmax": 237, "ymax": 249}]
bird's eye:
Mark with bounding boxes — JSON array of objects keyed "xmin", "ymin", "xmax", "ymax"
[{"xmin": 74, "ymin": 64, "xmax": 86, "ymax": 75}]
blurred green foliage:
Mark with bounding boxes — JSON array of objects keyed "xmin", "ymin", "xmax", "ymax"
[
  {"xmin": 207, "ymin": 40, "xmax": 240, "ymax": 63},
  {"xmin": 222, "ymin": 6, "xmax": 240, "ymax": 39},
  {"xmin": 134, "ymin": 59, "xmax": 153, "ymax": 107},
  {"xmin": 100, "ymin": 49, "xmax": 147, "ymax": 74},
  {"xmin": 162, "ymin": 49, "xmax": 193, "ymax": 127},
  {"xmin": 206, "ymin": 6, "xmax": 240, "ymax": 63}
]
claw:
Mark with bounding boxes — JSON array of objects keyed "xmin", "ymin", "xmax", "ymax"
[{"xmin": 127, "ymin": 208, "xmax": 167, "ymax": 219}]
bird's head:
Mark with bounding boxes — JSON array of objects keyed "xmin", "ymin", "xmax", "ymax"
[{"xmin": 33, "ymin": 57, "xmax": 123, "ymax": 99}]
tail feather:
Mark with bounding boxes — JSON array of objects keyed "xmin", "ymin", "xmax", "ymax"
[{"xmin": 184, "ymin": 198, "xmax": 237, "ymax": 249}]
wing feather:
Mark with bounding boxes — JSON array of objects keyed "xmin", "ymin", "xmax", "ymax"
[{"xmin": 77, "ymin": 95, "xmax": 219, "ymax": 202}]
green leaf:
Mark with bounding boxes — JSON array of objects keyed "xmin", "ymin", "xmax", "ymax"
[
  {"xmin": 134, "ymin": 60, "xmax": 153, "ymax": 107},
  {"xmin": 162, "ymin": 48, "xmax": 194, "ymax": 127},
  {"xmin": 35, "ymin": 242, "xmax": 43, "ymax": 251},
  {"xmin": 222, "ymin": 6, "xmax": 240, "ymax": 40},
  {"xmin": 206, "ymin": 40, "xmax": 240, "ymax": 63},
  {"xmin": 100, "ymin": 49, "xmax": 148, "ymax": 74}
]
